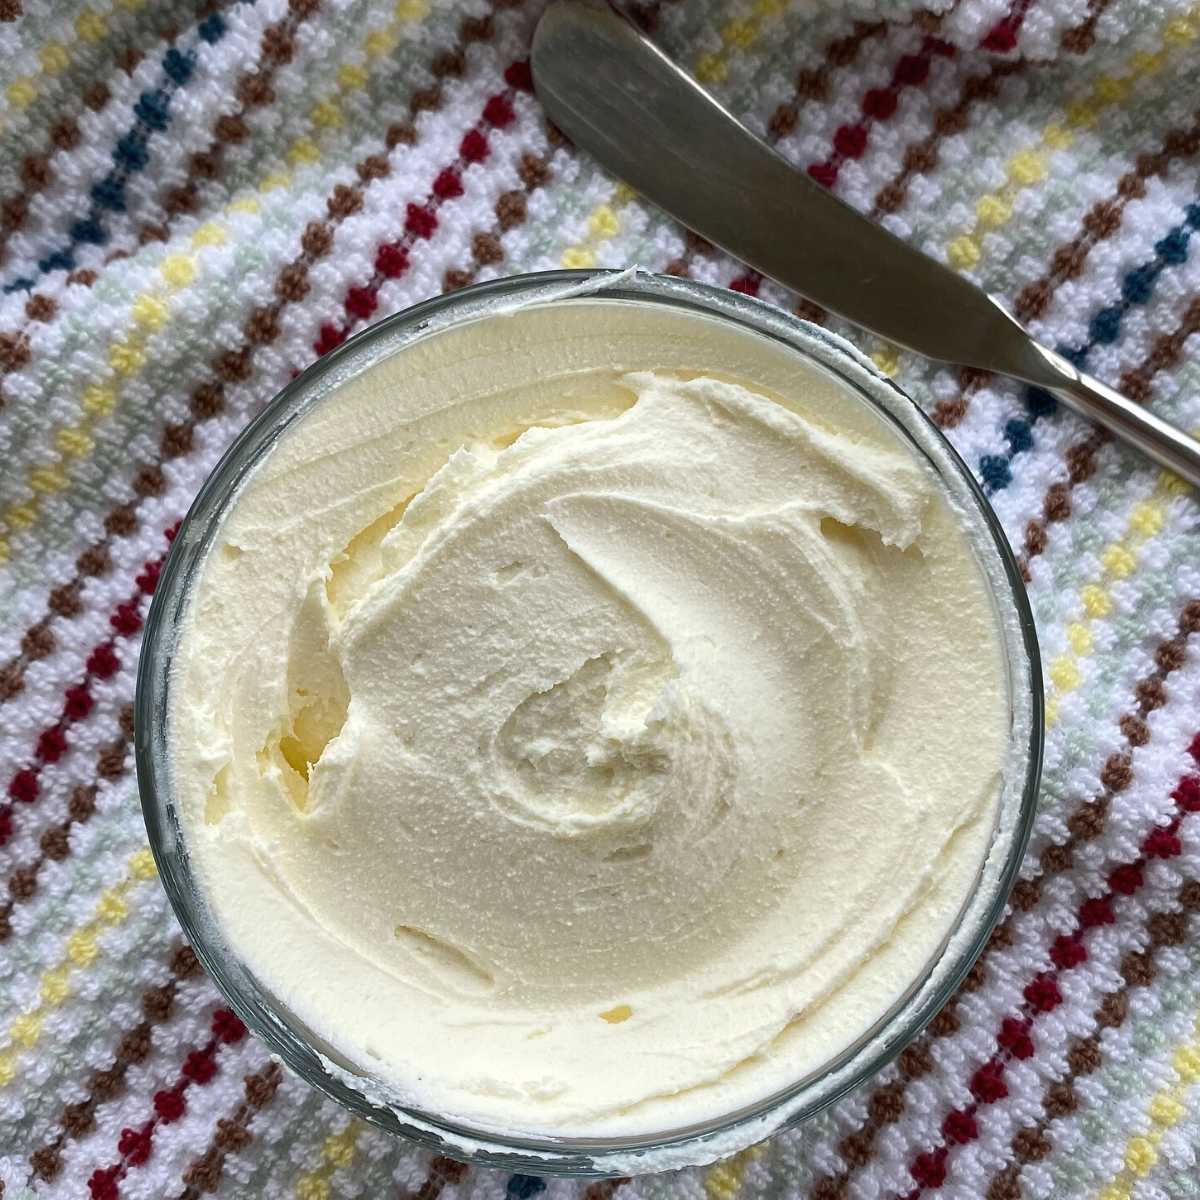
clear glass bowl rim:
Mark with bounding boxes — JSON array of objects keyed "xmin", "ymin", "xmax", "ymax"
[{"xmin": 135, "ymin": 268, "xmax": 1043, "ymax": 1176}]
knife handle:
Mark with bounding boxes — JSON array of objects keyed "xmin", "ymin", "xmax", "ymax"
[{"xmin": 1026, "ymin": 340, "xmax": 1200, "ymax": 489}]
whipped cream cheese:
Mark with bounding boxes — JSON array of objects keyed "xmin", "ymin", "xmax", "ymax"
[{"xmin": 170, "ymin": 298, "xmax": 1008, "ymax": 1139}]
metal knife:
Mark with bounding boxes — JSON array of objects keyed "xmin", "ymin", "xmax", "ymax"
[{"xmin": 530, "ymin": 0, "xmax": 1200, "ymax": 489}]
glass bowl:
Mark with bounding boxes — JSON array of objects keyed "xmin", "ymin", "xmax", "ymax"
[{"xmin": 136, "ymin": 269, "xmax": 1042, "ymax": 1175}]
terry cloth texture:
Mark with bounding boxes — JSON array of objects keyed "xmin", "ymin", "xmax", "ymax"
[{"xmin": 0, "ymin": 0, "xmax": 1199, "ymax": 1198}]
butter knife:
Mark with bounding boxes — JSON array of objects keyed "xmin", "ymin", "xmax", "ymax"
[{"xmin": 530, "ymin": 0, "xmax": 1200, "ymax": 489}]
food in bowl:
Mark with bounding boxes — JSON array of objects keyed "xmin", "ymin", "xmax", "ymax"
[{"xmin": 144, "ymin": 272, "xmax": 1038, "ymax": 1171}]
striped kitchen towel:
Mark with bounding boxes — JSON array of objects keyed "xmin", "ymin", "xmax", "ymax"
[{"xmin": 1, "ymin": 0, "xmax": 1199, "ymax": 1197}]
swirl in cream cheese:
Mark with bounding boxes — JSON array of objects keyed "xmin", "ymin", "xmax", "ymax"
[{"xmin": 172, "ymin": 299, "xmax": 1007, "ymax": 1139}]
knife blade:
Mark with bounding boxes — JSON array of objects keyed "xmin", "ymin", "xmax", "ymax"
[{"xmin": 530, "ymin": 0, "xmax": 1200, "ymax": 488}]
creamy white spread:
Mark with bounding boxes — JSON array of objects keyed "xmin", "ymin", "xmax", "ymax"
[{"xmin": 171, "ymin": 299, "xmax": 1007, "ymax": 1139}]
